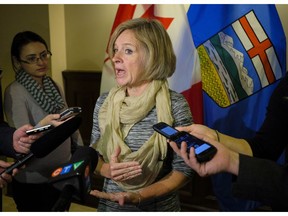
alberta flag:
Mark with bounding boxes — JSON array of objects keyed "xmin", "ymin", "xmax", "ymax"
[
  {"xmin": 188, "ymin": 4, "xmax": 286, "ymax": 211},
  {"xmin": 100, "ymin": 4, "xmax": 286, "ymax": 211}
]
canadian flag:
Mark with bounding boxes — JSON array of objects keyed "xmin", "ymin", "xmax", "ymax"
[{"xmin": 100, "ymin": 4, "xmax": 203, "ymax": 123}]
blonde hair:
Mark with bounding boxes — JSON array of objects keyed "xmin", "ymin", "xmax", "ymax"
[{"xmin": 108, "ymin": 18, "xmax": 176, "ymax": 82}]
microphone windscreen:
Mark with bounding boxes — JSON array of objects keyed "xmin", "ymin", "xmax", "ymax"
[
  {"xmin": 31, "ymin": 116, "xmax": 82, "ymax": 158},
  {"xmin": 14, "ymin": 170, "xmax": 49, "ymax": 184},
  {"xmin": 49, "ymin": 146, "xmax": 98, "ymax": 200},
  {"xmin": 71, "ymin": 146, "xmax": 98, "ymax": 171}
]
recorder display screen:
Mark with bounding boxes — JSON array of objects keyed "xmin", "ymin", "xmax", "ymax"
[{"xmin": 161, "ymin": 126, "xmax": 178, "ymax": 136}]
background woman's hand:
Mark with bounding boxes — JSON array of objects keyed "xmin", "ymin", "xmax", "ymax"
[{"xmin": 38, "ymin": 114, "xmax": 62, "ymax": 127}]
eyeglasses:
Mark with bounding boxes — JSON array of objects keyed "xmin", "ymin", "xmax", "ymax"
[{"xmin": 19, "ymin": 51, "xmax": 52, "ymax": 64}]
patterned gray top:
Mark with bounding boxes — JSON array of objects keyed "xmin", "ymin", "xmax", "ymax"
[{"xmin": 90, "ymin": 89, "xmax": 194, "ymax": 211}]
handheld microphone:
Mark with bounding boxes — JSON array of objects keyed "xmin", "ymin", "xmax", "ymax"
[
  {"xmin": 0, "ymin": 116, "xmax": 82, "ymax": 175},
  {"xmin": 49, "ymin": 146, "xmax": 98, "ymax": 211}
]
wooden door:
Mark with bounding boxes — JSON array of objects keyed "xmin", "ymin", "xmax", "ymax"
[{"xmin": 62, "ymin": 70, "xmax": 102, "ymax": 146}]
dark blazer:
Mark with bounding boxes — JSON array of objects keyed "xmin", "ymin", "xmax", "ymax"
[
  {"xmin": 0, "ymin": 121, "xmax": 17, "ymax": 158},
  {"xmin": 233, "ymin": 154, "xmax": 288, "ymax": 211},
  {"xmin": 246, "ymin": 74, "xmax": 288, "ymax": 161},
  {"xmin": 234, "ymin": 74, "xmax": 288, "ymax": 211}
]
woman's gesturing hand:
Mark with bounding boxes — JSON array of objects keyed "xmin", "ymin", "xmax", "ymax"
[{"xmin": 109, "ymin": 146, "xmax": 142, "ymax": 181}]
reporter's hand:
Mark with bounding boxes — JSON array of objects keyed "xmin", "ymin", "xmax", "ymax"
[
  {"xmin": 169, "ymin": 136, "xmax": 239, "ymax": 177},
  {"xmin": 13, "ymin": 124, "xmax": 41, "ymax": 154},
  {"xmin": 176, "ymin": 124, "xmax": 219, "ymax": 142},
  {"xmin": 0, "ymin": 160, "xmax": 17, "ymax": 188}
]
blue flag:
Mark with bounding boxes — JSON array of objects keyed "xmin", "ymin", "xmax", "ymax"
[{"xmin": 188, "ymin": 4, "xmax": 286, "ymax": 211}]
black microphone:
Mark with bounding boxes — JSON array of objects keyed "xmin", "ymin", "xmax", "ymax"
[
  {"xmin": 50, "ymin": 146, "xmax": 98, "ymax": 211},
  {"xmin": 0, "ymin": 116, "xmax": 82, "ymax": 175}
]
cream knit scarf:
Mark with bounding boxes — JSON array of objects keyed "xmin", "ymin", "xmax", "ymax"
[{"xmin": 96, "ymin": 80, "xmax": 173, "ymax": 191}]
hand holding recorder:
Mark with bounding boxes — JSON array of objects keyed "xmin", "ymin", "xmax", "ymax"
[
  {"xmin": 59, "ymin": 107, "xmax": 82, "ymax": 121},
  {"xmin": 153, "ymin": 122, "xmax": 217, "ymax": 162},
  {"xmin": 14, "ymin": 124, "xmax": 42, "ymax": 155},
  {"xmin": 169, "ymin": 134, "xmax": 240, "ymax": 178},
  {"xmin": 1, "ymin": 116, "xmax": 82, "ymax": 176}
]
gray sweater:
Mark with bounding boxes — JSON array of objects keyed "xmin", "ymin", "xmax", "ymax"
[{"xmin": 90, "ymin": 90, "xmax": 194, "ymax": 211}]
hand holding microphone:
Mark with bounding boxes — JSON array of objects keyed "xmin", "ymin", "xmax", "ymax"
[
  {"xmin": 0, "ymin": 116, "xmax": 82, "ymax": 176},
  {"xmin": 0, "ymin": 160, "xmax": 16, "ymax": 188}
]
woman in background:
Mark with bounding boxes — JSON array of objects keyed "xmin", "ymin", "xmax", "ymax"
[{"xmin": 4, "ymin": 31, "xmax": 83, "ymax": 211}]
